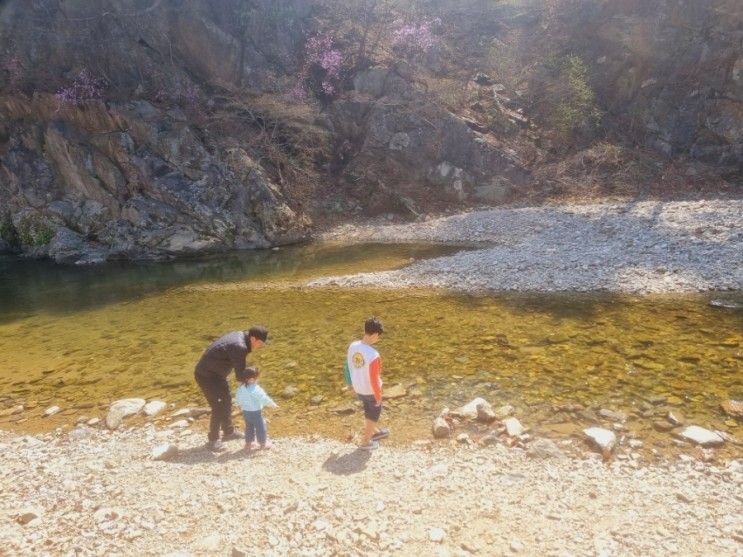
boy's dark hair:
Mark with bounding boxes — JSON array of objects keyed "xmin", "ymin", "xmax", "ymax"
[
  {"xmin": 364, "ymin": 316, "xmax": 384, "ymax": 335},
  {"xmin": 243, "ymin": 366, "xmax": 260, "ymax": 381}
]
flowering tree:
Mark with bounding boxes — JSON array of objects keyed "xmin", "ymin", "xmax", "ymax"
[
  {"xmin": 55, "ymin": 68, "xmax": 105, "ymax": 106},
  {"xmin": 391, "ymin": 18, "xmax": 440, "ymax": 61},
  {"xmin": 291, "ymin": 34, "xmax": 343, "ymax": 101}
]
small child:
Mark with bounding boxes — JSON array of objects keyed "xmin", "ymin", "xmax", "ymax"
[
  {"xmin": 344, "ymin": 316, "xmax": 388, "ymax": 450},
  {"xmin": 235, "ymin": 366, "xmax": 278, "ymax": 450}
]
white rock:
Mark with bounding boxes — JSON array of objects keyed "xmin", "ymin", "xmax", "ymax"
[
  {"xmin": 526, "ymin": 438, "xmax": 564, "ymax": 460},
  {"xmin": 93, "ymin": 507, "xmax": 122, "ymax": 523},
  {"xmin": 171, "ymin": 408, "xmax": 192, "ymax": 418},
  {"xmin": 151, "ymin": 443, "xmax": 178, "ymax": 461},
  {"xmin": 68, "ymin": 427, "xmax": 94, "ymax": 441},
  {"xmin": 584, "ymin": 427, "xmax": 616, "ymax": 454},
  {"xmin": 429, "ymin": 527, "xmax": 446, "ymax": 543},
  {"xmin": 87, "ymin": 417, "xmax": 100, "ymax": 426},
  {"xmin": 454, "ymin": 397, "xmax": 490, "ymax": 419},
  {"xmin": 504, "ymin": 417, "xmax": 525, "ymax": 437},
  {"xmin": 195, "ymin": 534, "xmax": 222, "ymax": 552},
  {"xmin": 510, "ymin": 539, "xmax": 524, "ymax": 552},
  {"xmin": 680, "ymin": 426, "xmax": 725, "ymax": 446},
  {"xmin": 143, "ymin": 400, "xmax": 167, "ymax": 417},
  {"xmin": 432, "ymin": 417, "xmax": 451, "ymax": 438},
  {"xmin": 428, "ymin": 463, "xmax": 449, "ymax": 478},
  {"xmin": 105, "ymin": 398, "xmax": 146, "ymax": 430},
  {"xmin": 169, "ymin": 420, "xmax": 190, "ymax": 429},
  {"xmin": 44, "ymin": 405, "xmax": 61, "ymax": 417}
]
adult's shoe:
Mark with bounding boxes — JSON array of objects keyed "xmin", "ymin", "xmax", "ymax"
[
  {"xmin": 209, "ymin": 439, "xmax": 227, "ymax": 452},
  {"xmin": 222, "ymin": 431, "xmax": 244, "ymax": 442}
]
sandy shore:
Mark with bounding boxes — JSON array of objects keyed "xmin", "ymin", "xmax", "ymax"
[
  {"xmin": 1, "ymin": 427, "xmax": 741, "ymax": 557},
  {"xmin": 316, "ymin": 200, "xmax": 743, "ymax": 294}
]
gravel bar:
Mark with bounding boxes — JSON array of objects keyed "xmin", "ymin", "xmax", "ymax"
[{"xmin": 316, "ymin": 200, "xmax": 743, "ymax": 293}]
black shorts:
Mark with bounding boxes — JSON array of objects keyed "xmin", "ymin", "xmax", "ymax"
[{"xmin": 358, "ymin": 394, "xmax": 382, "ymax": 422}]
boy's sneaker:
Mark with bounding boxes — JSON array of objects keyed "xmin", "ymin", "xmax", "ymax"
[
  {"xmin": 208, "ymin": 439, "xmax": 226, "ymax": 452},
  {"xmin": 371, "ymin": 428, "xmax": 390, "ymax": 441},
  {"xmin": 222, "ymin": 430, "xmax": 243, "ymax": 441},
  {"xmin": 358, "ymin": 440, "xmax": 379, "ymax": 451}
]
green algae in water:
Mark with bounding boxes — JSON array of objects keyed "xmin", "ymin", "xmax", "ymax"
[{"xmin": 0, "ymin": 246, "xmax": 741, "ymax": 459}]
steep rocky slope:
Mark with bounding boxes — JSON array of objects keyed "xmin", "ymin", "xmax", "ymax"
[{"xmin": 0, "ymin": 0, "xmax": 740, "ymax": 263}]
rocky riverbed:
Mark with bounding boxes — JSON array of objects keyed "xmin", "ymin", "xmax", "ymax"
[
  {"xmin": 316, "ymin": 200, "xmax": 743, "ymax": 294},
  {"xmin": 1, "ymin": 425, "xmax": 741, "ymax": 557}
]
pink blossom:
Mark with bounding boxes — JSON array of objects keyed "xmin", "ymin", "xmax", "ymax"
[{"xmin": 55, "ymin": 68, "xmax": 105, "ymax": 106}]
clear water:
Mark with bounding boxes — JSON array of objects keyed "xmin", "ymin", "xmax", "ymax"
[{"xmin": 0, "ymin": 245, "xmax": 740, "ymax": 459}]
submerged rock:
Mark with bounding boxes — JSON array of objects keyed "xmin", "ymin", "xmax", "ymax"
[
  {"xmin": 720, "ymin": 399, "xmax": 743, "ymax": 419},
  {"xmin": 281, "ymin": 386, "xmax": 300, "ymax": 399},
  {"xmin": 384, "ymin": 384, "xmax": 407, "ymax": 399}
]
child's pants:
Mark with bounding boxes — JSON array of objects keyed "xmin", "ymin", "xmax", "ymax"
[{"xmin": 242, "ymin": 410, "xmax": 267, "ymax": 445}]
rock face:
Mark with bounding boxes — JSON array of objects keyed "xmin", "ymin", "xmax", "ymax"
[
  {"xmin": 557, "ymin": 1, "xmax": 743, "ymax": 172},
  {"xmin": 0, "ymin": 96, "xmax": 310, "ymax": 263}
]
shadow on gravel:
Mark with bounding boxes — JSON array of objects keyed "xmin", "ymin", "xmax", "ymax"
[
  {"xmin": 168, "ymin": 444, "xmax": 253, "ymax": 465},
  {"xmin": 321, "ymin": 449, "xmax": 371, "ymax": 475}
]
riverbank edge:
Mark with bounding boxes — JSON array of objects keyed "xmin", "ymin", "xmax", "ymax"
[{"xmin": 314, "ymin": 199, "xmax": 743, "ymax": 295}]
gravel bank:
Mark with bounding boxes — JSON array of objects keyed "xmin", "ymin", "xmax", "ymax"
[
  {"xmin": 316, "ymin": 200, "xmax": 743, "ymax": 293},
  {"xmin": 1, "ymin": 428, "xmax": 741, "ymax": 556}
]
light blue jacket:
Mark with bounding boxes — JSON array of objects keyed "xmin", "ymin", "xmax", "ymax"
[{"xmin": 235, "ymin": 383, "xmax": 277, "ymax": 412}]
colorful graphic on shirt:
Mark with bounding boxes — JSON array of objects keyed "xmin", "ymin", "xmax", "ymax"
[{"xmin": 352, "ymin": 352, "xmax": 366, "ymax": 368}]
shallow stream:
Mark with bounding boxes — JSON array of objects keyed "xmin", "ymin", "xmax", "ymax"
[{"xmin": 0, "ymin": 244, "xmax": 740, "ymax": 459}]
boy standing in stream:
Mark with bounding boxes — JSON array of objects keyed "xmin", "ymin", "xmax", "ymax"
[{"xmin": 345, "ymin": 316, "xmax": 389, "ymax": 450}]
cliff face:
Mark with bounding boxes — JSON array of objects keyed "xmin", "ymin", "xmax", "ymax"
[
  {"xmin": 551, "ymin": 0, "xmax": 742, "ymax": 173},
  {"xmin": 0, "ymin": 0, "xmax": 740, "ymax": 263}
]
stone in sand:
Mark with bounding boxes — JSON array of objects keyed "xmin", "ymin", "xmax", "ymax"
[
  {"xmin": 143, "ymin": 400, "xmax": 167, "ymax": 417},
  {"xmin": 106, "ymin": 398, "xmax": 146, "ymax": 430},
  {"xmin": 584, "ymin": 427, "xmax": 616, "ymax": 455}
]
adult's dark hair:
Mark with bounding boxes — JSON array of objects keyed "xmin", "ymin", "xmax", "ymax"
[
  {"xmin": 243, "ymin": 366, "xmax": 260, "ymax": 381},
  {"xmin": 364, "ymin": 316, "xmax": 384, "ymax": 335},
  {"xmin": 247, "ymin": 325, "xmax": 269, "ymax": 343}
]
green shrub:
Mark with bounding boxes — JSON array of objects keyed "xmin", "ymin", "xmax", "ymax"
[
  {"xmin": 551, "ymin": 54, "xmax": 602, "ymax": 135},
  {"xmin": 16, "ymin": 216, "xmax": 55, "ymax": 248},
  {"xmin": 0, "ymin": 215, "xmax": 20, "ymax": 248}
]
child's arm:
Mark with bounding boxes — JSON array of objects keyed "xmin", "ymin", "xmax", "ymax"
[{"xmin": 258, "ymin": 386, "xmax": 278, "ymax": 408}]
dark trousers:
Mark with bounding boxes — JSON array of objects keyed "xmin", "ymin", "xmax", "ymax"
[
  {"xmin": 242, "ymin": 410, "xmax": 267, "ymax": 445},
  {"xmin": 195, "ymin": 373, "xmax": 235, "ymax": 442}
]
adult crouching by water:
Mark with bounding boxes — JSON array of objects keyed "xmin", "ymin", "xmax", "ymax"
[{"xmin": 195, "ymin": 325, "xmax": 270, "ymax": 452}]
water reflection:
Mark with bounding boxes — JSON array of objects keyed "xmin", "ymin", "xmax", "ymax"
[{"xmin": 0, "ymin": 244, "xmax": 459, "ymax": 322}]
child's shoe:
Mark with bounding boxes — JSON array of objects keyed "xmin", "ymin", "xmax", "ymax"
[
  {"xmin": 260, "ymin": 440, "xmax": 272, "ymax": 450},
  {"xmin": 358, "ymin": 440, "xmax": 379, "ymax": 451},
  {"xmin": 371, "ymin": 428, "xmax": 390, "ymax": 441}
]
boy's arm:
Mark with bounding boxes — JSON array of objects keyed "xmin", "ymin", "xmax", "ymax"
[
  {"xmin": 369, "ymin": 357, "xmax": 382, "ymax": 404},
  {"xmin": 343, "ymin": 360, "xmax": 352, "ymax": 386}
]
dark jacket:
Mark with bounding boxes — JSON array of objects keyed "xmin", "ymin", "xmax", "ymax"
[{"xmin": 195, "ymin": 331, "xmax": 252, "ymax": 380}]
